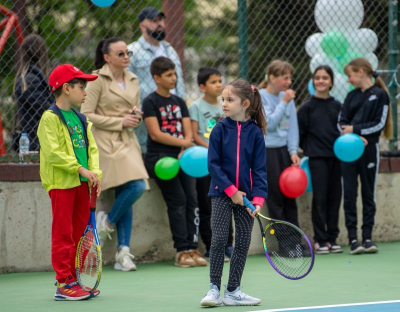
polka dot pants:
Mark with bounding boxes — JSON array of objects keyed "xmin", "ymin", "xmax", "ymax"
[{"xmin": 210, "ymin": 197, "xmax": 254, "ymax": 289}]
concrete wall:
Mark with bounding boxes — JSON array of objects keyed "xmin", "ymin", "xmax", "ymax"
[{"xmin": 1, "ymin": 175, "xmax": 400, "ymax": 273}]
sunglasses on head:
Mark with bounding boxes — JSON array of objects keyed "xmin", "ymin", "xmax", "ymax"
[{"xmin": 117, "ymin": 51, "xmax": 133, "ymax": 58}]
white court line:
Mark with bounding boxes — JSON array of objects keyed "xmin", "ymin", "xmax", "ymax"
[{"xmin": 249, "ymin": 300, "xmax": 400, "ymax": 312}]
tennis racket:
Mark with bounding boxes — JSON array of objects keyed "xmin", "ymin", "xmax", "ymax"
[
  {"xmin": 75, "ymin": 185, "xmax": 102, "ymax": 292},
  {"xmin": 243, "ymin": 196, "xmax": 314, "ymax": 280}
]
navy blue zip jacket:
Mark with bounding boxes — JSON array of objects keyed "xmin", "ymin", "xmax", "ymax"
[
  {"xmin": 208, "ymin": 117, "xmax": 268, "ymax": 206},
  {"xmin": 338, "ymin": 84, "xmax": 389, "ymax": 144}
]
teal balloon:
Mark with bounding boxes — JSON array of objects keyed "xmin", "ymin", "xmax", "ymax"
[
  {"xmin": 334, "ymin": 134, "xmax": 365, "ymax": 162},
  {"xmin": 91, "ymin": 0, "xmax": 116, "ymax": 7},
  {"xmin": 308, "ymin": 79, "xmax": 316, "ymax": 95},
  {"xmin": 299, "ymin": 157, "xmax": 313, "ymax": 192},
  {"xmin": 338, "ymin": 51, "xmax": 363, "ymax": 73},
  {"xmin": 179, "ymin": 146, "xmax": 208, "ymax": 178},
  {"xmin": 321, "ymin": 31, "xmax": 349, "ymax": 58},
  {"xmin": 154, "ymin": 157, "xmax": 180, "ymax": 180}
]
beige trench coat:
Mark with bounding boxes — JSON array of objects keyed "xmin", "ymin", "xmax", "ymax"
[{"xmin": 81, "ymin": 63, "xmax": 149, "ymax": 191}]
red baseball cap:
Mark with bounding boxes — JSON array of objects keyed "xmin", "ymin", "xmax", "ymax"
[{"xmin": 49, "ymin": 64, "xmax": 98, "ymax": 93}]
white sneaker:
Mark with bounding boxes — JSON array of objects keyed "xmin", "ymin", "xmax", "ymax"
[
  {"xmin": 223, "ymin": 286, "xmax": 261, "ymax": 306},
  {"xmin": 96, "ymin": 211, "xmax": 114, "ymax": 246},
  {"xmin": 200, "ymin": 284, "xmax": 222, "ymax": 307},
  {"xmin": 114, "ymin": 246, "xmax": 136, "ymax": 271}
]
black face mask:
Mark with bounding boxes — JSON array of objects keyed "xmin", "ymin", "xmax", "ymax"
[{"xmin": 146, "ymin": 27, "xmax": 166, "ymax": 41}]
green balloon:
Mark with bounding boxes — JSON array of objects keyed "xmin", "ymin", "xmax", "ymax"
[
  {"xmin": 338, "ymin": 51, "xmax": 363, "ymax": 73},
  {"xmin": 154, "ymin": 157, "xmax": 180, "ymax": 180},
  {"xmin": 321, "ymin": 31, "xmax": 349, "ymax": 58}
]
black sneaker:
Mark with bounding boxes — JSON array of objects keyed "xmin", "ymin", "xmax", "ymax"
[
  {"xmin": 350, "ymin": 240, "xmax": 365, "ymax": 255},
  {"xmin": 363, "ymin": 240, "xmax": 379, "ymax": 253},
  {"xmin": 204, "ymin": 250, "xmax": 210, "ymax": 260}
]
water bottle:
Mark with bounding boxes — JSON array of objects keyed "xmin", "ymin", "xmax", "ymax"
[{"xmin": 19, "ymin": 133, "xmax": 30, "ymax": 163}]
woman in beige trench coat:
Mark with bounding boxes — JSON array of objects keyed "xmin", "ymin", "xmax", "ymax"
[{"xmin": 81, "ymin": 37, "xmax": 148, "ymax": 272}]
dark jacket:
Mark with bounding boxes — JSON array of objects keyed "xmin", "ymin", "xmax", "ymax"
[
  {"xmin": 338, "ymin": 84, "xmax": 389, "ymax": 144},
  {"xmin": 298, "ymin": 96, "xmax": 342, "ymax": 157},
  {"xmin": 14, "ymin": 65, "xmax": 54, "ymax": 151},
  {"xmin": 208, "ymin": 117, "xmax": 268, "ymax": 203}
]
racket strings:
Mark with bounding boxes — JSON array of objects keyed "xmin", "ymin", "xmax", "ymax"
[
  {"xmin": 264, "ymin": 223, "xmax": 313, "ymax": 279},
  {"xmin": 77, "ymin": 231, "xmax": 101, "ymax": 291}
]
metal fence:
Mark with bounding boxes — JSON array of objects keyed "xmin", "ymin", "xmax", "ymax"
[{"xmin": 0, "ymin": 0, "xmax": 398, "ymax": 162}]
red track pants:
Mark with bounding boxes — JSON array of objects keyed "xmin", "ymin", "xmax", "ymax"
[{"xmin": 49, "ymin": 182, "xmax": 90, "ymax": 283}]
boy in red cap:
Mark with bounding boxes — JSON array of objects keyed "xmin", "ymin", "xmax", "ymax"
[{"xmin": 37, "ymin": 64, "xmax": 102, "ymax": 301}]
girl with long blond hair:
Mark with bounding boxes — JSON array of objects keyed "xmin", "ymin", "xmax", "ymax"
[
  {"xmin": 338, "ymin": 58, "xmax": 393, "ymax": 255},
  {"xmin": 259, "ymin": 60, "xmax": 300, "ymax": 227}
]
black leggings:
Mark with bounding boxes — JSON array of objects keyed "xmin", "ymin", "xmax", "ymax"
[{"xmin": 210, "ymin": 197, "xmax": 254, "ymax": 289}]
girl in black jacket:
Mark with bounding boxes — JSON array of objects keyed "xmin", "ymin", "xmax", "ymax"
[
  {"xmin": 298, "ymin": 65, "xmax": 342, "ymax": 255},
  {"xmin": 338, "ymin": 58, "xmax": 393, "ymax": 255},
  {"xmin": 13, "ymin": 34, "xmax": 54, "ymax": 151}
]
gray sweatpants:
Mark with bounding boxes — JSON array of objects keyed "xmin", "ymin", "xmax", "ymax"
[{"xmin": 210, "ymin": 197, "xmax": 254, "ymax": 289}]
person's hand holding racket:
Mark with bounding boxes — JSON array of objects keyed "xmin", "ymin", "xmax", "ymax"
[
  {"xmin": 231, "ymin": 190, "xmax": 246, "ymax": 206},
  {"xmin": 78, "ymin": 167, "xmax": 101, "ymax": 197},
  {"xmin": 246, "ymin": 204, "xmax": 261, "ymax": 218}
]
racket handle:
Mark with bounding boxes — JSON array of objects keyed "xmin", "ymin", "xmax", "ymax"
[
  {"xmin": 243, "ymin": 196, "xmax": 256, "ymax": 212},
  {"xmin": 90, "ymin": 185, "xmax": 97, "ymax": 209}
]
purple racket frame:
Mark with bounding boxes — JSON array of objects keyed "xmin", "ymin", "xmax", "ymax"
[{"xmin": 243, "ymin": 196, "xmax": 315, "ymax": 280}]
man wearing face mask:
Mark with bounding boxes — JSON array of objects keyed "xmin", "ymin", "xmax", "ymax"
[{"xmin": 127, "ymin": 7, "xmax": 185, "ymax": 153}]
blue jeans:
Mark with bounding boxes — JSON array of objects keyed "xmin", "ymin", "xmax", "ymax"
[{"xmin": 107, "ymin": 179, "xmax": 146, "ymax": 250}]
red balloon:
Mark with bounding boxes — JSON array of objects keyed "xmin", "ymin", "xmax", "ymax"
[{"xmin": 279, "ymin": 166, "xmax": 308, "ymax": 198}]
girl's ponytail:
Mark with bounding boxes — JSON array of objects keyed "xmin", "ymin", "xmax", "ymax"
[
  {"xmin": 94, "ymin": 39, "xmax": 107, "ymax": 69},
  {"xmin": 250, "ymin": 87, "xmax": 267, "ymax": 134},
  {"xmin": 375, "ymin": 76, "xmax": 393, "ymax": 140}
]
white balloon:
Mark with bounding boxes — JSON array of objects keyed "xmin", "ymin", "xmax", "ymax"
[
  {"xmin": 310, "ymin": 53, "xmax": 340, "ymax": 73},
  {"xmin": 305, "ymin": 33, "xmax": 324, "ymax": 57},
  {"xmin": 347, "ymin": 29, "xmax": 378, "ymax": 54},
  {"xmin": 315, "ymin": 0, "xmax": 364, "ymax": 33},
  {"xmin": 364, "ymin": 52, "xmax": 379, "ymax": 70},
  {"xmin": 331, "ymin": 73, "xmax": 351, "ymax": 102}
]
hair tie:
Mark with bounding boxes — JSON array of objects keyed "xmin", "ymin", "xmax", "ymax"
[
  {"xmin": 264, "ymin": 74, "xmax": 269, "ymax": 82},
  {"xmin": 251, "ymin": 85, "xmax": 255, "ymax": 92},
  {"xmin": 372, "ymin": 71, "xmax": 379, "ymax": 79}
]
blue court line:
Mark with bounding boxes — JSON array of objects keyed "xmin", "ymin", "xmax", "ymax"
[{"xmin": 252, "ymin": 300, "xmax": 400, "ymax": 312}]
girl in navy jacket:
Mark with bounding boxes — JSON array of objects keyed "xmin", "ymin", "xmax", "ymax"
[
  {"xmin": 200, "ymin": 79, "xmax": 268, "ymax": 307},
  {"xmin": 339, "ymin": 58, "xmax": 393, "ymax": 255}
]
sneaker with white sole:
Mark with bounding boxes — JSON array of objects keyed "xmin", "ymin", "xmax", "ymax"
[
  {"xmin": 54, "ymin": 276, "xmax": 93, "ymax": 301},
  {"xmin": 350, "ymin": 239, "xmax": 365, "ymax": 255},
  {"xmin": 114, "ymin": 246, "xmax": 137, "ymax": 271},
  {"xmin": 314, "ymin": 242, "xmax": 330, "ymax": 255},
  {"xmin": 200, "ymin": 283, "xmax": 222, "ymax": 307},
  {"xmin": 363, "ymin": 240, "xmax": 378, "ymax": 253},
  {"xmin": 223, "ymin": 286, "xmax": 261, "ymax": 306},
  {"xmin": 328, "ymin": 242, "xmax": 343, "ymax": 253},
  {"xmin": 96, "ymin": 211, "xmax": 114, "ymax": 246}
]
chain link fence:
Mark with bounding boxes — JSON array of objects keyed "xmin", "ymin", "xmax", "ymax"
[{"xmin": 0, "ymin": 0, "xmax": 398, "ymax": 162}]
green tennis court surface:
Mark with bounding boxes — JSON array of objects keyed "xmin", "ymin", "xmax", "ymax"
[{"xmin": 1, "ymin": 242, "xmax": 399, "ymax": 312}]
